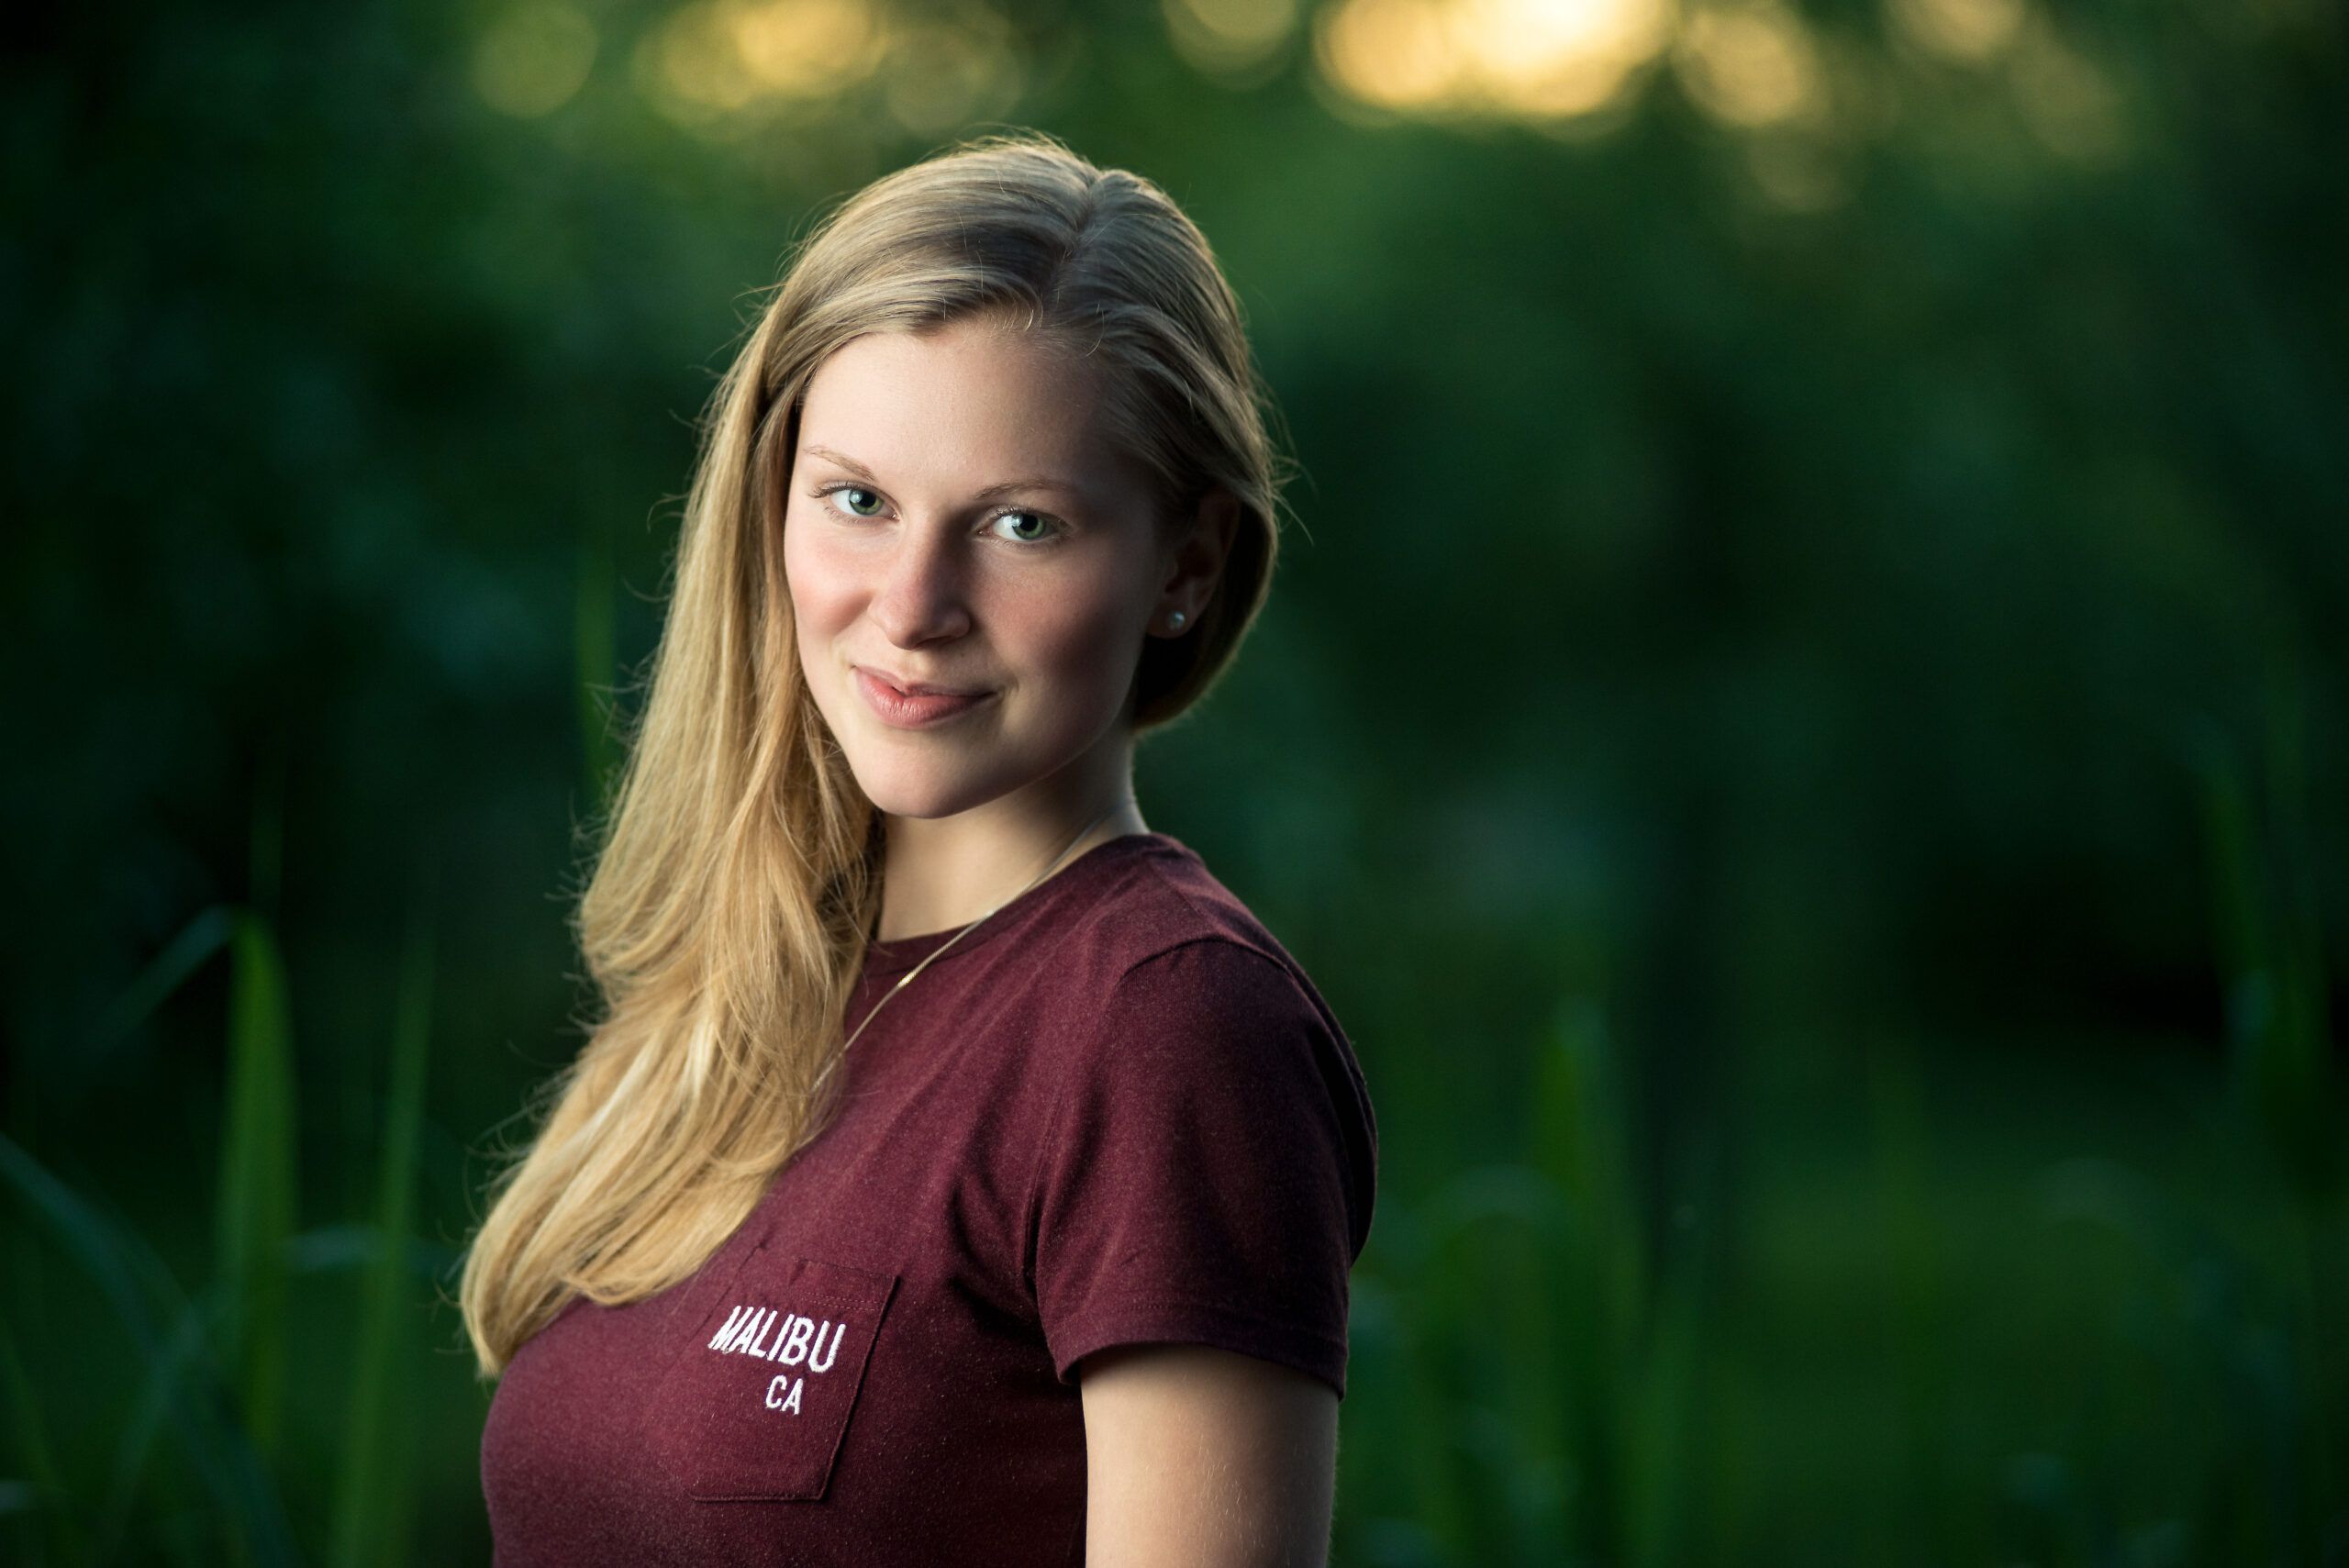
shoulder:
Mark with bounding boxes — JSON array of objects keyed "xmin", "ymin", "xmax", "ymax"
[
  {"xmin": 1041, "ymin": 842, "xmax": 1363, "ymax": 1103},
  {"xmin": 1062, "ymin": 836, "xmax": 1335, "ymax": 1014},
  {"xmin": 1032, "ymin": 840, "xmax": 1379, "ymax": 1260},
  {"xmin": 1020, "ymin": 843, "xmax": 1381, "ymax": 1395}
]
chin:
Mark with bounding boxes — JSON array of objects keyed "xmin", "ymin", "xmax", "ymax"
[{"xmin": 841, "ymin": 749, "xmax": 1004, "ymax": 820}]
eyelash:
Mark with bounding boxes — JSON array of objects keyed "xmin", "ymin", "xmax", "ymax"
[{"xmin": 808, "ymin": 482, "xmax": 1068, "ymax": 547}]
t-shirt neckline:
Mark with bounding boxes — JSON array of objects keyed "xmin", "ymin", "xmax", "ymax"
[{"xmin": 859, "ymin": 830, "xmax": 1178, "ymax": 979}]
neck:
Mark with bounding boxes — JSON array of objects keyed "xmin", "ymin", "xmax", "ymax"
[{"xmin": 873, "ymin": 785, "xmax": 1149, "ymax": 944}]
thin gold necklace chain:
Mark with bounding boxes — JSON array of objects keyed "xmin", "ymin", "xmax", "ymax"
[{"xmin": 835, "ymin": 803, "xmax": 1131, "ymax": 1060}]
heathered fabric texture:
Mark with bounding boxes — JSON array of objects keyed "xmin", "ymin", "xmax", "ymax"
[{"xmin": 479, "ymin": 831, "xmax": 1378, "ymax": 1566}]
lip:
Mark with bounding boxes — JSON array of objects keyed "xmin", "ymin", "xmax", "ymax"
[{"xmin": 852, "ymin": 665, "xmax": 995, "ymax": 729}]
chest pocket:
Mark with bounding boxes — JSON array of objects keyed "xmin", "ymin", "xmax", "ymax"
[{"xmin": 657, "ymin": 1247, "xmax": 898, "ymax": 1502}]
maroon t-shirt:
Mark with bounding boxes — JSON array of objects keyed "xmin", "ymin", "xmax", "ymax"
[{"xmin": 479, "ymin": 831, "xmax": 1378, "ymax": 1566}]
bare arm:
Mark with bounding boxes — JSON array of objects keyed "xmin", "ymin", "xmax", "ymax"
[{"xmin": 1076, "ymin": 1343, "xmax": 1340, "ymax": 1568}]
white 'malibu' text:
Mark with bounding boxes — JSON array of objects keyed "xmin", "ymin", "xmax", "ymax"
[{"xmin": 704, "ymin": 1304, "xmax": 849, "ymax": 1418}]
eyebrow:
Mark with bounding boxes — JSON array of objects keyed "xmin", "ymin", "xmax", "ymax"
[{"xmin": 797, "ymin": 444, "xmax": 1087, "ymax": 503}]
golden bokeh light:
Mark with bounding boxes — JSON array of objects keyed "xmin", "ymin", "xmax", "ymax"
[
  {"xmin": 2009, "ymin": 17, "xmax": 2125, "ymax": 164},
  {"xmin": 1675, "ymin": 4, "xmax": 1825, "ymax": 128},
  {"xmin": 472, "ymin": 2, "xmax": 600, "ymax": 119},
  {"xmin": 730, "ymin": 0, "xmax": 883, "ymax": 96},
  {"xmin": 640, "ymin": 1, "xmax": 763, "ymax": 118},
  {"xmin": 1166, "ymin": 0, "xmax": 1301, "ymax": 75},
  {"xmin": 1317, "ymin": 0, "xmax": 1675, "ymax": 121},
  {"xmin": 1314, "ymin": 0, "xmax": 1470, "ymax": 113},
  {"xmin": 632, "ymin": 0, "xmax": 1030, "ymax": 137},
  {"xmin": 1886, "ymin": 0, "xmax": 2025, "ymax": 62},
  {"xmin": 1451, "ymin": 0, "xmax": 1674, "ymax": 111},
  {"xmin": 880, "ymin": 17, "xmax": 1024, "ymax": 137}
]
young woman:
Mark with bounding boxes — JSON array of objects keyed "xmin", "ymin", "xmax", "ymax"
[{"xmin": 463, "ymin": 130, "xmax": 1378, "ymax": 1566}]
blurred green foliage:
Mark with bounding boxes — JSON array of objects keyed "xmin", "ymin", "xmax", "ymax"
[{"xmin": 4, "ymin": 0, "xmax": 2342, "ymax": 1562}]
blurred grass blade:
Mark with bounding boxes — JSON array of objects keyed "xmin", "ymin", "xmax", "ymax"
[
  {"xmin": 1623, "ymin": 1243, "xmax": 1700, "ymax": 1568},
  {"xmin": 1532, "ymin": 995, "xmax": 1643, "ymax": 1565},
  {"xmin": 58, "ymin": 904, "xmax": 236, "ymax": 1126},
  {"xmin": 89, "ymin": 905, "xmax": 236, "ymax": 1062},
  {"xmin": 213, "ymin": 907, "xmax": 297, "ymax": 1461},
  {"xmin": 94, "ymin": 1295, "xmax": 217, "ymax": 1568},
  {"xmin": 0, "ymin": 1311, "xmax": 83, "ymax": 1565},
  {"xmin": 285, "ymin": 1223, "xmax": 462, "ymax": 1281},
  {"xmin": 2253, "ymin": 666, "xmax": 2338, "ymax": 1196},
  {"xmin": 0, "ymin": 1136, "xmax": 171, "ymax": 1359},
  {"xmin": 1537, "ymin": 997, "xmax": 1646, "ymax": 1341},
  {"xmin": 1869, "ymin": 1021, "xmax": 1963, "ymax": 1563},
  {"xmin": 0, "ymin": 1134, "xmax": 298, "ymax": 1566},
  {"xmin": 330, "ymin": 894, "xmax": 436, "ymax": 1568},
  {"xmin": 2183, "ymin": 704, "xmax": 2337, "ymax": 1196}
]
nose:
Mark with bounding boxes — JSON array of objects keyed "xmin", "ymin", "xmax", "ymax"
[{"xmin": 866, "ymin": 521, "xmax": 973, "ymax": 649}]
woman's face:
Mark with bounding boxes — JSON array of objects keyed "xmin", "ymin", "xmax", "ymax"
[{"xmin": 782, "ymin": 313, "xmax": 1183, "ymax": 822}]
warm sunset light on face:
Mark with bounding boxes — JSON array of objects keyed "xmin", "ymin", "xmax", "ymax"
[{"xmin": 781, "ymin": 317, "xmax": 1169, "ymax": 825}]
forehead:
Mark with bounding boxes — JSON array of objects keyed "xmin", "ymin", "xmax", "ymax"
[{"xmin": 796, "ymin": 317, "xmax": 1146, "ymax": 507}]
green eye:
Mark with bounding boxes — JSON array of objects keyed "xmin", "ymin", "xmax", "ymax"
[
  {"xmin": 812, "ymin": 482, "xmax": 1063, "ymax": 546},
  {"xmin": 992, "ymin": 509, "xmax": 1058, "ymax": 544}
]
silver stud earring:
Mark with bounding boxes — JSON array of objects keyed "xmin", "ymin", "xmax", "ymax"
[{"xmin": 1167, "ymin": 610, "xmax": 1187, "ymax": 631}]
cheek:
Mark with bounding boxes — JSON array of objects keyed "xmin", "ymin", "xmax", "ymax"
[
  {"xmin": 781, "ymin": 509, "xmax": 853, "ymax": 635},
  {"xmin": 1011, "ymin": 576, "xmax": 1145, "ymax": 690}
]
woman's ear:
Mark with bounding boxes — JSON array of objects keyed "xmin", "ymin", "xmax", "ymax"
[{"xmin": 1153, "ymin": 487, "xmax": 1240, "ymax": 635}]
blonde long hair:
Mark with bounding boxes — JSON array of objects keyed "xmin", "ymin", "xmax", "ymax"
[{"xmin": 459, "ymin": 130, "xmax": 1295, "ymax": 1375}]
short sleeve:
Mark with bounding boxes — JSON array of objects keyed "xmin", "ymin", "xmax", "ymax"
[{"xmin": 1027, "ymin": 938, "xmax": 1377, "ymax": 1400}]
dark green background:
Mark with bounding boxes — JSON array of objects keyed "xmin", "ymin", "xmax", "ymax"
[{"xmin": 6, "ymin": 0, "xmax": 2343, "ymax": 1562}]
